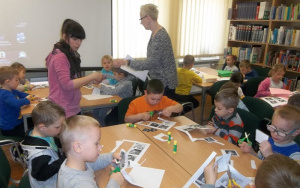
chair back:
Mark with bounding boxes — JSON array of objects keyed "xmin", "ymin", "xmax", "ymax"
[
  {"xmin": 0, "ymin": 146, "xmax": 11, "ymax": 188},
  {"xmin": 210, "ymin": 80, "xmax": 229, "ymax": 105},
  {"xmin": 118, "ymin": 96, "xmax": 139, "ymax": 124},
  {"xmin": 242, "ymin": 96, "xmax": 274, "ymax": 120},
  {"xmin": 242, "ymin": 76, "xmax": 266, "ymax": 97}
]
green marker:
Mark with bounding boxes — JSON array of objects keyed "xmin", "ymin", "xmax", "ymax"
[{"xmin": 173, "ymin": 140, "xmax": 177, "ymax": 154}]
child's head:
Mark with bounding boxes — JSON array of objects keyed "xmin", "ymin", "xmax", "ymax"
[
  {"xmin": 112, "ymin": 68, "xmax": 128, "ymax": 81},
  {"xmin": 230, "ymin": 72, "xmax": 244, "ymax": 87},
  {"xmin": 288, "ymin": 93, "xmax": 300, "ymax": 109},
  {"xmin": 101, "ymin": 55, "xmax": 113, "ymax": 72},
  {"xmin": 220, "ymin": 82, "xmax": 238, "ymax": 91},
  {"xmin": 61, "ymin": 115, "xmax": 102, "ymax": 162},
  {"xmin": 255, "ymin": 154, "xmax": 300, "ymax": 188},
  {"xmin": 239, "ymin": 60, "xmax": 252, "ymax": 75},
  {"xmin": 10, "ymin": 62, "xmax": 26, "ymax": 83},
  {"xmin": 268, "ymin": 105, "xmax": 300, "ymax": 144},
  {"xmin": 145, "ymin": 79, "xmax": 164, "ymax": 106},
  {"xmin": 183, "ymin": 55, "xmax": 195, "ymax": 69},
  {"xmin": 214, "ymin": 88, "xmax": 239, "ymax": 119},
  {"xmin": 31, "ymin": 101, "xmax": 66, "ymax": 137},
  {"xmin": 226, "ymin": 55, "xmax": 237, "ymax": 67},
  {"xmin": 268, "ymin": 63, "xmax": 286, "ymax": 83},
  {"xmin": 0, "ymin": 66, "xmax": 20, "ymax": 90}
]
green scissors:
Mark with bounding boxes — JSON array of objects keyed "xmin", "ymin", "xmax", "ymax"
[
  {"xmin": 109, "ymin": 166, "xmax": 120, "ymax": 175},
  {"xmin": 238, "ymin": 132, "xmax": 252, "ymax": 146}
]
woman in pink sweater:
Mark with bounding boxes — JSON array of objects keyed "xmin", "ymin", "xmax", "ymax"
[{"xmin": 46, "ymin": 19, "xmax": 102, "ymax": 117}]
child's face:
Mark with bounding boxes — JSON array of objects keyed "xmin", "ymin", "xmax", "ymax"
[
  {"xmin": 214, "ymin": 101, "xmax": 234, "ymax": 119},
  {"xmin": 144, "ymin": 91, "xmax": 163, "ymax": 106},
  {"xmin": 226, "ymin": 56, "xmax": 235, "ymax": 67},
  {"xmin": 239, "ymin": 67, "xmax": 251, "ymax": 75},
  {"xmin": 102, "ymin": 59, "xmax": 112, "ymax": 72},
  {"xmin": 272, "ymin": 70, "xmax": 285, "ymax": 83},
  {"xmin": 113, "ymin": 72, "xmax": 124, "ymax": 81},
  {"xmin": 81, "ymin": 126, "xmax": 103, "ymax": 162},
  {"xmin": 268, "ymin": 115, "xmax": 298, "ymax": 145},
  {"xmin": 18, "ymin": 69, "xmax": 26, "ymax": 82},
  {"xmin": 42, "ymin": 117, "xmax": 65, "ymax": 137},
  {"xmin": 6, "ymin": 75, "xmax": 20, "ymax": 90}
]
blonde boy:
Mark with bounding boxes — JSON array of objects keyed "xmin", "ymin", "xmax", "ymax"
[
  {"xmin": 239, "ymin": 60, "xmax": 258, "ymax": 79},
  {"xmin": 58, "ymin": 115, "xmax": 124, "ymax": 188},
  {"xmin": 11, "ymin": 62, "xmax": 35, "ymax": 91},
  {"xmin": 240, "ymin": 105, "xmax": 300, "ymax": 162},
  {"xmin": 125, "ymin": 79, "xmax": 183, "ymax": 123}
]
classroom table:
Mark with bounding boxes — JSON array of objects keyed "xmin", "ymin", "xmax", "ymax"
[
  {"xmin": 21, "ymin": 87, "xmax": 122, "ymax": 131},
  {"xmin": 96, "ymin": 124, "xmax": 191, "ymax": 188}
]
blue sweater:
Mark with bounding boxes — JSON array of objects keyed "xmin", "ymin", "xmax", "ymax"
[
  {"xmin": 244, "ymin": 69, "xmax": 258, "ymax": 79},
  {"xmin": 0, "ymin": 89, "xmax": 30, "ymax": 130},
  {"xmin": 101, "ymin": 69, "xmax": 118, "ymax": 85}
]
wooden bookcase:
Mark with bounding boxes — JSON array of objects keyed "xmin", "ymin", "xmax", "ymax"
[{"xmin": 228, "ymin": 0, "xmax": 300, "ymax": 74}]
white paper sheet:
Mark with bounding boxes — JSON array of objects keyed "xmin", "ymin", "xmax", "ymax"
[
  {"xmin": 255, "ymin": 129, "xmax": 269, "ymax": 143},
  {"xmin": 82, "ymin": 94, "xmax": 112, "ymax": 100}
]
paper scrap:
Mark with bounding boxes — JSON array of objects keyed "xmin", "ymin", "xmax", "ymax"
[
  {"xmin": 153, "ymin": 133, "xmax": 169, "ymax": 142},
  {"xmin": 255, "ymin": 129, "xmax": 269, "ymax": 143},
  {"xmin": 251, "ymin": 160, "xmax": 257, "ymax": 169},
  {"xmin": 82, "ymin": 94, "xmax": 112, "ymax": 100}
]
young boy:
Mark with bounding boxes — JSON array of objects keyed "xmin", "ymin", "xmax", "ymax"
[
  {"xmin": 239, "ymin": 59, "xmax": 258, "ymax": 79},
  {"xmin": 174, "ymin": 55, "xmax": 202, "ymax": 113},
  {"xmin": 101, "ymin": 55, "xmax": 118, "ymax": 85},
  {"xmin": 21, "ymin": 101, "xmax": 66, "ymax": 188},
  {"xmin": 93, "ymin": 68, "xmax": 133, "ymax": 126},
  {"xmin": 223, "ymin": 55, "xmax": 239, "ymax": 72},
  {"xmin": 11, "ymin": 62, "xmax": 35, "ymax": 92},
  {"xmin": 288, "ymin": 93, "xmax": 300, "ymax": 108},
  {"xmin": 125, "ymin": 79, "xmax": 183, "ymax": 123},
  {"xmin": 0, "ymin": 66, "xmax": 32, "ymax": 137},
  {"xmin": 206, "ymin": 88, "xmax": 244, "ymax": 145},
  {"xmin": 239, "ymin": 105, "xmax": 300, "ymax": 162},
  {"xmin": 58, "ymin": 115, "xmax": 124, "ymax": 188}
]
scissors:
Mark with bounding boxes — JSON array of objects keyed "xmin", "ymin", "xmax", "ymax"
[
  {"xmin": 149, "ymin": 110, "xmax": 162, "ymax": 119},
  {"xmin": 109, "ymin": 166, "xmax": 120, "ymax": 175},
  {"xmin": 227, "ymin": 165, "xmax": 241, "ymax": 188},
  {"xmin": 238, "ymin": 132, "xmax": 252, "ymax": 146}
]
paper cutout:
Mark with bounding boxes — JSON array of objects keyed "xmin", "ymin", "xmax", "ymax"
[
  {"xmin": 255, "ymin": 129, "xmax": 269, "ymax": 143},
  {"xmin": 82, "ymin": 94, "xmax": 112, "ymax": 100}
]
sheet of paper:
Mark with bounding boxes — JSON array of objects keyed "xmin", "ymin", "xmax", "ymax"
[
  {"xmin": 215, "ymin": 165, "xmax": 251, "ymax": 188},
  {"xmin": 136, "ymin": 118, "xmax": 176, "ymax": 131},
  {"xmin": 261, "ymin": 97, "xmax": 288, "ymax": 107},
  {"xmin": 255, "ymin": 129, "xmax": 269, "ymax": 143},
  {"xmin": 215, "ymin": 153, "xmax": 231, "ymax": 173},
  {"xmin": 270, "ymin": 88, "xmax": 291, "ymax": 96},
  {"xmin": 82, "ymin": 94, "xmax": 112, "ymax": 100}
]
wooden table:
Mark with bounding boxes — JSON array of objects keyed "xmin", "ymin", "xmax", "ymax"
[
  {"xmin": 21, "ymin": 87, "xmax": 122, "ymax": 131},
  {"xmin": 96, "ymin": 124, "xmax": 191, "ymax": 188}
]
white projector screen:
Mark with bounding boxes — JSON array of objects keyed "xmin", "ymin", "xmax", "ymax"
[{"xmin": 0, "ymin": 0, "xmax": 111, "ymax": 69}]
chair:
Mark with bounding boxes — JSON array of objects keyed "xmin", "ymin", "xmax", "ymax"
[
  {"xmin": 0, "ymin": 146, "xmax": 30, "ymax": 188},
  {"xmin": 294, "ymin": 135, "xmax": 300, "ymax": 145},
  {"xmin": 242, "ymin": 96, "xmax": 274, "ymax": 135},
  {"xmin": 181, "ymin": 102, "xmax": 195, "ymax": 121},
  {"xmin": 117, "ymin": 96, "xmax": 139, "ymax": 124},
  {"xmin": 242, "ymin": 76, "xmax": 266, "ymax": 97},
  {"xmin": 210, "ymin": 80, "xmax": 229, "ymax": 105}
]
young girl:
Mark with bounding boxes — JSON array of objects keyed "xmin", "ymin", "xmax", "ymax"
[
  {"xmin": 101, "ymin": 55, "xmax": 118, "ymax": 85},
  {"xmin": 223, "ymin": 55, "xmax": 239, "ymax": 72},
  {"xmin": 230, "ymin": 72, "xmax": 245, "ymax": 98},
  {"xmin": 10, "ymin": 62, "xmax": 35, "ymax": 92},
  {"xmin": 255, "ymin": 63, "xmax": 286, "ymax": 98}
]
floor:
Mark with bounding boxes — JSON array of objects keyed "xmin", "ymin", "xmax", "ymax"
[{"xmin": 4, "ymin": 94, "xmax": 213, "ymax": 185}]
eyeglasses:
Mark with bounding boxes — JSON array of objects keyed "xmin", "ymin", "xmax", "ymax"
[
  {"xmin": 266, "ymin": 124, "xmax": 298, "ymax": 137},
  {"xmin": 139, "ymin": 15, "xmax": 147, "ymax": 21}
]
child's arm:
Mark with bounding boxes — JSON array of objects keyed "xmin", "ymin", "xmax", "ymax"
[
  {"xmin": 162, "ymin": 103, "xmax": 183, "ymax": 117},
  {"xmin": 4, "ymin": 91, "xmax": 30, "ymax": 107},
  {"xmin": 255, "ymin": 78, "xmax": 271, "ymax": 97},
  {"xmin": 239, "ymin": 142, "xmax": 258, "ymax": 157},
  {"xmin": 125, "ymin": 112, "xmax": 151, "ymax": 123}
]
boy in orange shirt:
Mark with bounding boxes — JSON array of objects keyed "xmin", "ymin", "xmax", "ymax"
[{"xmin": 125, "ymin": 79, "xmax": 183, "ymax": 123}]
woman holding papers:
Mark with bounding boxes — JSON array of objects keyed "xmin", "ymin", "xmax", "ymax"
[
  {"xmin": 46, "ymin": 19, "xmax": 102, "ymax": 117},
  {"xmin": 114, "ymin": 4, "xmax": 178, "ymax": 99}
]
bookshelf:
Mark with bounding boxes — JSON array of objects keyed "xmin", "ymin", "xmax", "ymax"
[{"xmin": 227, "ymin": 0, "xmax": 300, "ymax": 74}]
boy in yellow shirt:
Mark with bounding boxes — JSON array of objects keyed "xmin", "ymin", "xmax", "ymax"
[{"xmin": 174, "ymin": 55, "xmax": 202, "ymax": 113}]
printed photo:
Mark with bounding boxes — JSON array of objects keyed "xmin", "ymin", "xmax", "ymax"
[{"xmin": 205, "ymin": 137, "xmax": 216, "ymax": 143}]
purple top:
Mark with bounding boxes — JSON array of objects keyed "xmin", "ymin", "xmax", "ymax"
[
  {"xmin": 255, "ymin": 77, "xmax": 286, "ymax": 98},
  {"xmin": 46, "ymin": 49, "xmax": 81, "ymax": 117}
]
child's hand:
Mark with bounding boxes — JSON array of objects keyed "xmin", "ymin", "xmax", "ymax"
[
  {"xmin": 206, "ymin": 125, "xmax": 216, "ymax": 134},
  {"xmin": 239, "ymin": 142, "xmax": 252, "ymax": 153},
  {"xmin": 25, "ymin": 95, "xmax": 32, "ymax": 102},
  {"xmin": 109, "ymin": 167, "xmax": 124, "ymax": 186},
  {"xmin": 162, "ymin": 107, "xmax": 172, "ymax": 117},
  {"xmin": 112, "ymin": 152, "xmax": 121, "ymax": 163},
  {"xmin": 259, "ymin": 140, "xmax": 273, "ymax": 158},
  {"xmin": 32, "ymin": 95, "xmax": 41, "ymax": 101},
  {"xmin": 139, "ymin": 112, "xmax": 151, "ymax": 121},
  {"xmin": 204, "ymin": 162, "xmax": 217, "ymax": 185}
]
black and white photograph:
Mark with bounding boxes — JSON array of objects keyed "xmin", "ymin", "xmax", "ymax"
[
  {"xmin": 133, "ymin": 143, "xmax": 146, "ymax": 150},
  {"xmin": 158, "ymin": 124, "xmax": 168, "ymax": 130},
  {"xmin": 127, "ymin": 155, "xmax": 136, "ymax": 161},
  {"xmin": 129, "ymin": 149, "xmax": 142, "ymax": 155},
  {"xmin": 221, "ymin": 149, "xmax": 239, "ymax": 157},
  {"xmin": 149, "ymin": 122, "xmax": 160, "ymax": 127},
  {"xmin": 194, "ymin": 172, "xmax": 205, "ymax": 187},
  {"xmin": 205, "ymin": 137, "xmax": 216, "ymax": 143},
  {"xmin": 119, "ymin": 150, "xmax": 126, "ymax": 169}
]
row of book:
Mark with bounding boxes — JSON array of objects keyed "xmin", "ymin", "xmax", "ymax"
[
  {"xmin": 269, "ymin": 27, "xmax": 300, "ymax": 47},
  {"xmin": 265, "ymin": 50, "xmax": 300, "ymax": 72},
  {"xmin": 228, "ymin": 24, "xmax": 268, "ymax": 43},
  {"xmin": 227, "ymin": 46, "xmax": 262, "ymax": 63},
  {"xmin": 228, "ymin": 1, "xmax": 271, "ymax": 20},
  {"xmin": 269, "ymin": 4, "xmax": 300, "ymax": 20}
]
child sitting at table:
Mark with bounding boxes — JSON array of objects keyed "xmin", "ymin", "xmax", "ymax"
[
  {"xmin": 101, "ymin": 55, "xmax": 118, "ymax": 85},
  {"xmin": 174, "ymin": 55, "xmax": 202, "ymax": 113},
  {"xmin": 223, "ymin": 55, "xmax": 239, "ymax": 72},
  {"xmin": 93, "ymin": 68, "xmax": 133, "ymax": 126},
  {"xmin": 11, "ymin": 62, "xmax": 35, "ymax": 92},
  {"xmin": 288, "ymin": 93, "xmax": 300, "ymax": 109},
  {"xmin": 206, "ymin": 88, "xmax": 244, "ymax": 145},
  {"xmin": 57, "ymin": 115, "xmax": 124, "ymax": 188},
  {"xmin": 255, "ymin": 63, "xmax": 286, "ymax": 98},
  {"xmin": 125, "ymin": 79, "xmax": 183, "ymax": 123},
  {"xmin": 203, "ymin": 154, "xmax": 300, "ymax": 188},
  {"xmin": 21, "ymin": 101, "xmax": 66, "ymax": 188},
  {"xmin": 239, "ymin": 59, "xmax": 258, "ymax": 79},
  {"xmin": 239, "ymin": 105, "xmax": 300, "ymax": 162},
  {"xmin": 230, "ymin": 72, "xmax": 245, "ymax": 98},
  {"xmin": 0, "ymin": 66, "xmax": 33, "ymax": 137}
]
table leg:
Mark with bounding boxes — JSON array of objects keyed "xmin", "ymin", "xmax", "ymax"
[{"xmin": 200, "ymin": 88, "xmax": 208, "ymax": 124}]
